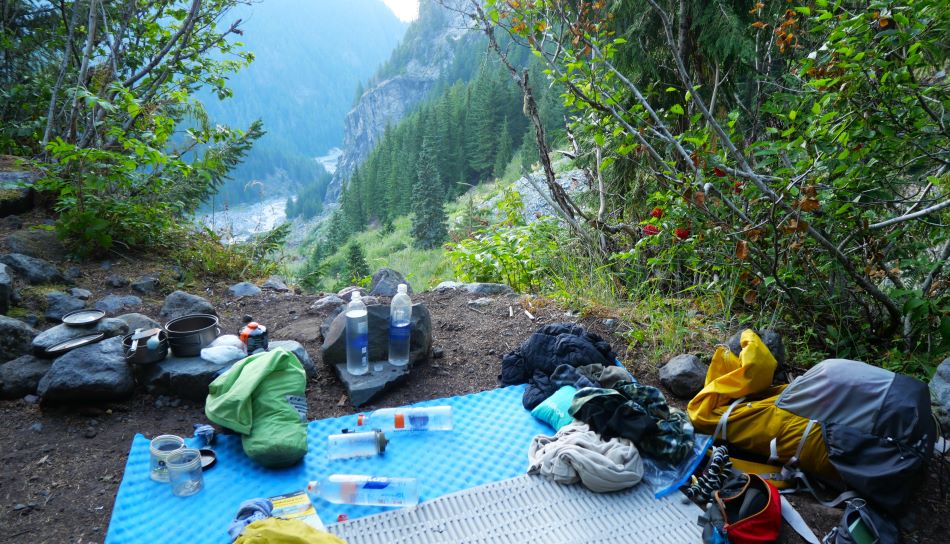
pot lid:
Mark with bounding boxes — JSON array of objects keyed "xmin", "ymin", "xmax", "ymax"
[
  {"xmin": 61, "ymin": 309, "xmax": 105, "ymax": 327},
  {"xmin": 45, "ymin": 332, "xmax": 106, "ymax": 356}
]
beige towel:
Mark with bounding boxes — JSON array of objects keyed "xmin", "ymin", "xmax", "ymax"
[{"xmin": 527, "ymin": 421, "xmax": 644, "ymax": 492}]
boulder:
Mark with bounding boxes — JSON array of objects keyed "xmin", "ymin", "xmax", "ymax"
[
  {"xmin": 32, "ymin": 317, "xmax": 129, "ymax": 354},
  {"xmin": 116, "ymin": 313, "xmax": 161, "ymax": 332},
  {"xmin": 336, "ymin": 286, "xmax": 366, "ymax": 302},
  {"xmin": 159, "ymin": 290, "xmax": 216, "ymax": 321},
  {"xmin": 0, "ymin": 263, "xmax": 12, "ymax": 315},
  {"xmin": 4, "ymin": 229, "xmax": 67, "ymax": 262},
  {"xmin": 274, "ymin": 317, "xmax": 322, "ymax": 344},
  {"xmin": 0, "ymin": 315, "xmax": 37, "ymax": 363},
  {"xmin": 726, "ymin": 329, "xmax": 785, "ymax": 367},
  {"xmin": 64, "ymin": 267, "xmax": 83, "ymax": 281},
  {"xmin": 106, "ymin": 274, "xmax": 130, "ymax": 288},
  {"xmin": 131, "ymin": 274, "xmax": 159, "ymax": 294},
  {"xmin": 269, "ymin": 340, "xmax": 316, "ymax": 379},
  {"xmin": 94, "ymin": 294, "xmax": 142, "ymax": 315},
  {"xmin": 435, "ymin": 281, "xmax": 464, "ymax": 291},
  {"xmin": 320, "ymin": 305, "xmax": 347, "ymax": 339},
  {"xmin": 139, "ymin": 354, "xmax": 236, "ymax": 401},
  {"xmin": 310, "ymin": 294, "xmax": 345, "ymax": 314},
  {"xmin": 322, "ymin": 303, "xmax": 432, "ymax": 368},
  {"xmin": 228, "ymin": 281, "xmax": 262, "ymax": 297},
  {"xmin": 369, "ymin": 268, "xmax": 413, "ymax": 297},
  {"xmin": 659, "ymin": 354, "xmax": 707, "ymax": 399},
  {"xmin": 262, "ymin": 276, "xmax": 290, "ymax": 292},
  {"xmin": 69, "ymin": 287, "xmax": 92, "ymax": 300},
  {"xmin": 929, "ymin": 357, "xmax": 950, "ymax": 430},
  {"xmin": 361, "ymin": 296, "xmax": 380, "ymax": 306},
  {"xmin": 0, "ymin": 355, "xmax": 51, "ymax": 398},
  {"xmin": 0, "ymin": 253, "xmax": 64, "ymax": 284},
  {"xmin": 0, "ymin": 163, "xmax": 36, "ymax": 217},
  {"xmin": 45, "ymin": 291, "xmax": 86, "ymax": 322},
  {"xmin": 333, "ymin": 361, "xmax": 412, "ymax": 407},
  {"xmin": 37, "ymin": 337, "xmax": 133, "ymax": 401},
  {"xmin": 468, "ymin": 297, "xmax": 494, "ymax": 309},
  {"xmin": 464, "ymin": 283, "xmax": 514, "ymax": 296}
]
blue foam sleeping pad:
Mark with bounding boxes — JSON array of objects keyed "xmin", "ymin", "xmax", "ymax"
[{"xmin": 106, "ymin": 385, "xmax": 550, "ymax": 544}]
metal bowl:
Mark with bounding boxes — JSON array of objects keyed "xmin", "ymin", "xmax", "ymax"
[{"xmin": 164, "ymin": 314, "xmax": 220, "ymax": 357}]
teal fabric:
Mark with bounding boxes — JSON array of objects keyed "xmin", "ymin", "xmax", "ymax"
[{"xmin": 531, "ymin": 385, "xmax": 577, "ymax": 431}]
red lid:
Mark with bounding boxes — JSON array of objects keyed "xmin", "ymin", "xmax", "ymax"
[{"xmin": 247, "ymin": 322, "xmax": 259, "ymax": 329}]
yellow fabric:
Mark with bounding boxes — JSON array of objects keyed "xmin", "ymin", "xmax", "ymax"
[
  {"xmin": 235, "ymin": 518, "xmax": 347, "ymax": 544},
  {"xmin": 687, "ymin": 330, "xmax": 839, "ymax": 482}
]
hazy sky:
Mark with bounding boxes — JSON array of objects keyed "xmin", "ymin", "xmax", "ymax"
[{"xmin": 382, "ymin": 0, "xmax": 419, "ymax": 22}]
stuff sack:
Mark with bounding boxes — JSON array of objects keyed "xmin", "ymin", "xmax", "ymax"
[
  {"xmin": 206, "ymin": 348, "xmax": 308, "ymax": 468},
  {"xmin": 699, "ymin": 473, "xmax": 781, "ymax": 544},
  {"xmin": 822, "ymin": 499, "xmax": 900, "ymax": 544}
]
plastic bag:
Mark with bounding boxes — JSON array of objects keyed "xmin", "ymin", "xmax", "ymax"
[
  {"xmin": 201, "ymin": 344, "xmax": 247, "ymax": 365},
  {"xmin": 210, "ymin": 334, "xmax": 246, "ymax": 352},
  {"xmin": 642, "ymin": 433, "xmax": 713, "ymax": 498}
]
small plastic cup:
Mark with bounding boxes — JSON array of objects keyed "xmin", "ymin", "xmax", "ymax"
[
  {"xmin": 166, "ymin": 448, "xmax": 204, "ymax": 497},
  {"xmin": 149, "ymin": 435, "xmax": 185, "ymax": 482}
]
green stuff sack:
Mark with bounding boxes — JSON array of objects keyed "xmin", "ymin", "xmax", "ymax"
[{"xmin": 205, "ymin": 348, "xmax": 308, "ymax": 468}]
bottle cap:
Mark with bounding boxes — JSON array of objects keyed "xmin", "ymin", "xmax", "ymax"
[
  {"xmin": 397, "ymin": 284, "xmax": 407, "ymax": 294},
  {"xmin": 307, "ymin": 480, "xmax": 319, "ymax": 494},
  {"xmin": 247, "ymin": 322, "xmax": 259, "ymax": 329},
  {"xmin": 352, "ymin": 292, "xmax": 362, "ymax": 301},
  {"xmin": 375, "ymin": 430, "xmax": 389, "ymax": 453}
]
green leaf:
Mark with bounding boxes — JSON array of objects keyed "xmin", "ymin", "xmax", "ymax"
[
  {"xmin": 789, "ymin": 110, "xmax": 797, "ymax": 121},
  {"xmin": 811, "ymin": 102, "xmax": 821, "ymax": 115},
  {"xmin": 670, "ymin": 104, "xmax": 684, "ymax": 116}
]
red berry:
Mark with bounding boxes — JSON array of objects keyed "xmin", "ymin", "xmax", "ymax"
[
  {"xmin": 650, "ymin": 207, "xmax": 664, "ymax": 218},
  {"xmin": 675, "ymin": 228, "xmax": 690, "ymax": 240},
  {"xmin": 644, "ymin": 224, "xmax": 660, "ymax": 236},
  {"xmin": 713, "ymin": 167, "xmax": 727, "ymax": 177}
]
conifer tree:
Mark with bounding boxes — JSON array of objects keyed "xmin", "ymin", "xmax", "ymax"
[
  {"xmin": 493, "ymin": 116, "xmax": 513, "ymax": 179},
  {"xmin": 410, "ymin": 140, "xmax": 447, "ymax": 249},
  {"xmin": 345, "ymin": 241, "xmax": 370, "ymax": 283}
]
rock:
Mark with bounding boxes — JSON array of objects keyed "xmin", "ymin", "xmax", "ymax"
[
  {"xmin": 659, "ymin": 354, "xmax": 708, "ymax": 399},
  {"xmin": 369, "ymin": 268, "xmax": 413, "ymax": 297},
  {"xmin": 435, "ymin": 280, "xmax": 464, "ymax": 291},
  {"xmin": 228, "ymin": 282, "xmax": 262, "ymax": 297},
  {"xmin": 37, "ymin": 337, "xmax": 133, "ymax": 402},
  {"xmin": 310, "ymin": 295, "xmax": 345, "ymax": 314},
  {"xmin": 23, "ymin": 394, "xmax": 39, "ymax": 404},
  {"xmin": 94, "ymin": 294, "xmax": 142, "ymax": 315},
  {"xmin": 0, "ymin": 315, "xmax": 37, "ymax": 363},
  {"xmin": 0, "ymin": 161, "xmax": 36, "ymax": 217},
  {"xmin": 30, "ymin": 422, "xmax": 43, "ymax": 433},
  {"xmin": 320, "ymin": 305, "xmax": 347, "ymax": 339},
  {"xmin": 106, "ymin": 274, "xmax": 129, "ymax": 288},
  {"xmin": 45, "ymin": 292, "xmax": 86, "ymax": 322},
  {"xmin": 468, "ymin": 297, "xmax": 494, "ymax": 309},
  {"xmin": 116, "ymin": 313, "xmax": 160, "ymax": 332},
  {"xmin": 20, "ymin": 315, "xmax": 38, "ymax": 327},
  {"xmin": 131, "ymin": 274, "xmax": 159, "ymax": 294},
  {"xmin": 159, "ymin": 290, "xmax": 216, "ymax": 321},
  {"xmin": 362, "ymin": 296, "xmax": 380, "ymax": 306},
  {"xmin": 603, "ymin": 319, "xmax": 617, "ymax": 328},
  {"xmin": 336, "ymin": 286, "xmax": 366, "ymax": 302},
  {"xmin": 322, "ymin": 303, "xmax": 432, "ymax": 369},
  {"xmin": 1, "ymin": 215, "xmax": 22, "ymax": 229},
  {"xmin": 100, "ymin": 260, "xmax": 112, "ymax": 271},
  {"xmin": 262, "ymin": 276, "xmax": 290, "ymax": 292},
  {"xmin": 269, "ymin": 340, "xmax": 316, "ymax": 379},
  {"xmin": 0, "ymin": 263, "xmax": 12, "ymax": 315},
  {"xmin": 140, "ymin": 354, "xmax": 237, "ymax": 401},
  {"xmin": 929, "ymin": 357, "xmax": 950, "ymax": 430},
  {"xmin": 274, "ymin": 317, "xmax": 322, "ymax": 344},
  {"xmin": 5, "ymin": 229, "xmax": 67, "ymax": 262},
  {"xmin": 432, "ymin": 347, "xmax": 445, "ymax": 359},
  {"xmin": 69, "ymin": 288, "xmax": 92, "ymax": 300},
  {"xmin": 0, "ymin": 355, "xmax": 51, "ymax": 398},
  {"xmin": 0, "ymin": 253, "xmax": 64, "ymax": 285},
  {"xmin": 32, "ymin": 318, "xmax": 129, "ymax": 354},
  {"xmin": 464, "ymin": 283, "xmax": 515, "ymax": 296},
  {"xmin": 332, "ymin": 361, "xmax": 412, "ymax": 407},
  {"xmin": 726, "ymin": 329, "xmax": 786, "ymax": 367},
  {"xmin": 64, "ymin": 267, "xmax": 83, "ymax": 281}
]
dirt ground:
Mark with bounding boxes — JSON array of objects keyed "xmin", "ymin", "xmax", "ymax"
[{"xmin": 0, "ymin": 250, "xmax": 948, "ymax": 542}]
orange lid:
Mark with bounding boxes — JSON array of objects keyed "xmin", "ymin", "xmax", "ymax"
[{"xmin": 247, "ymin": 322, "xmax": 259, "ymax": 329}]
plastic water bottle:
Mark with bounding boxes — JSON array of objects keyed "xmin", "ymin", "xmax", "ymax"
[
  {"xmin": 345, "ymin": 292, "xmax": 369, "ymax": 376},
  {"xmin": 356, "ymin": 406, "xmax": 453, "ymax": 432},
  {"xmin": 307, "ymin": 475, "xmax": 419, "ymax": 507},
  {"xmin": 389, "ymin": 284, "xmax": 412, "ymax": 367},
  {"xmin": 327, "ymin": 430, "xmax": 389, "ymax": 460}
]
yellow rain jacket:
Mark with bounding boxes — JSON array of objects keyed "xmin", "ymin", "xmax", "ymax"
[
  {"xmin": 687, "ymin": 330, "xmax": 839, "ymax": 482},
  {"xmin": 235, "ymin": 518, "xmax": 347, "ymax": 544}
]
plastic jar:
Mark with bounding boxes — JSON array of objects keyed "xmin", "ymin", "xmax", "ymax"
[
  {"xmin": 149, "ymin": 435, "xmax": 185, "ymax": 482},
  {"xmin": 166, "ymin": 448, "xmax": 204, "ymax": 497},
  {"xmin": 327, "ymin": 430, "xmax": 389, "ymax": 460}
]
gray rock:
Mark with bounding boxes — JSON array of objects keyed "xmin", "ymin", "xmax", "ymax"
[
  {"xmin": 361, "ymin": 296, "xmax": 380, "ymax": 306},
  {"xmin": 929, "ymin": 357, "xmax": 950, "ymax": 430},
  {"xmin": 100, "ymin": 260, "xmax": 112, "ymax": 271},
  {"xmin": 116, "ymin": 313, "xmax": 160, "ymax": 332},
  {"xmin": 23, "ymin": 394, "xmax": 39, "ymax": 404},
  {"xmin": 32, "ymin": 318, "xmax": 129, "ymax": 353},
  {"xmin": 0, "ymin": 355, "xmax": 51, "ymax": 398},
  {"xmin": 228, "ymin": 281, "xmax": 262, "ymax": 297},
  {"xmin": 726, "ymin": 329, "xmax": 785, "ymax": 367},
  {"xmin": 0, "ymin": 253, "xmax": 64, "ymax": 285},
  {"xmin": 64, "ymin": 267, "xmax": 83, "ymax": 281},
  {"xmin": 336, "ymin": 286, "xmax": 366, "ymax": 302},
  {"xmin": 333, "ymin": 361, "xmax": 412, "ymax": 407},
  {"xmin": 320, "ymin": 305, "xmax": 347, "ymax": 339},
  {"xmin": 106, "ymin": 274, "xmax": 129, "ymax": 288},
  {"xmin": 603, "ymin": 319, "xmax": 617, "ymax": 328},
  {"xmin": 322, "ymin": 303, "xmax": 432, "ymax": 368},
  {"xmin": 659, "ymin": 354, "xmax": 708, "ymax": 399},
  {"xmin": 310, "ymin": 295, "xmax": 345, "ymax": 314},
  {"xmin": 275, "ymin": 317, "xmax": 322, "ymax": 344},
  {"xmin": 140, "ymin": 354, "xmax": 236, "ymax": 401},
  {"xmin": 0, "ymin": 167, "xmax": 36, "ymax": 217},
  {"xmin": 369, "ymin": 268, "xmax": 413, "ymax": 297},
  {"xmin": 4, "ymin": 229, "xmax": 67, "ymax": 262},
  {"xmin": 270, "ymin": 340, "xmax": 316, "ymax": 379},
  {"xmin": 131, "ymin": 275, "xmax": 159, "ymax": 294},
  {"xmin": 435, "ymin": 281, "xmax": 464, "ymax": 291},
  {"xmin": 45, "ymin": 291, "xmax": 86, "ymax": 322},
  {"xmin": 464, "ymin": 283, "xmax": 515, "ymax": 296},
  {"xmin": 69, "ymin": 288, "xmax": 92, "ymax": 300},
  {"xmin": 0, "ymin": 263, "xmax": 12, "ymax": 315},
  {"xmin": 20, "ymin": 314, "xmax": 38, "ymax": 328},
  {"xmin": 0, "ymin": 315, "xmax": 37, "ymax": 363},
  {"xmin": 37, "ymin": 337, "xmax": 133, "ymax": 402},
  {"xmin": 159, "ymin": 290, "xmax": 216, "ymax": 321},
  {"xmin": 262, "ymin": 276, "xmax": 290, "ymax": 292},
  {"xmin": 94, "ymin": 294, "xmax": 142, "ymax": 315},
  {"xmin": 468, "ymin": 297, "xmax": 494, "ymax": 309},
  {"xmin": 30, "ymin": 422, "xmax": 43, "ymax": 432}
]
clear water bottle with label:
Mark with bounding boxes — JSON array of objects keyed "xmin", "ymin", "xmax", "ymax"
[
  {"xmin": 307, "ymin": 474, "xmax": 419, "ymax": 507},
  {"xmin": 345, "ymin": 292, "xmax": 369, "ymax": 375},
  {"xmin": 389, "ymin": 284, "xmax": 412, "ymax": 367},
  {"xmin": 356, "ymin": 406, "xmax": 453, "ymax": 432},
  {"xmin": 327, "ymin": 430, "xmax": 388, "ymax": 460}
]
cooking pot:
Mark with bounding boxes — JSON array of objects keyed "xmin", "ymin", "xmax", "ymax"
[
  {"xmin": 164, "ymin": 314, "xmax": 220, "ymax": 357},
  {"xmin": 123, "ymin": 329, "xmax": 168, "ymax": 365}
]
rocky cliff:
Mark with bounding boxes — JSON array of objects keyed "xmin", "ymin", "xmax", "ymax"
[{"xmin": 324, "ymin": 0, "xmax": 472, "ymax": 203}]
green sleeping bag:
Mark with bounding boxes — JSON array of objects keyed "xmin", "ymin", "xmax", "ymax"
[{"xmin": 205, "ymin": 348, "xmax": 308, "ymax": 468}]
